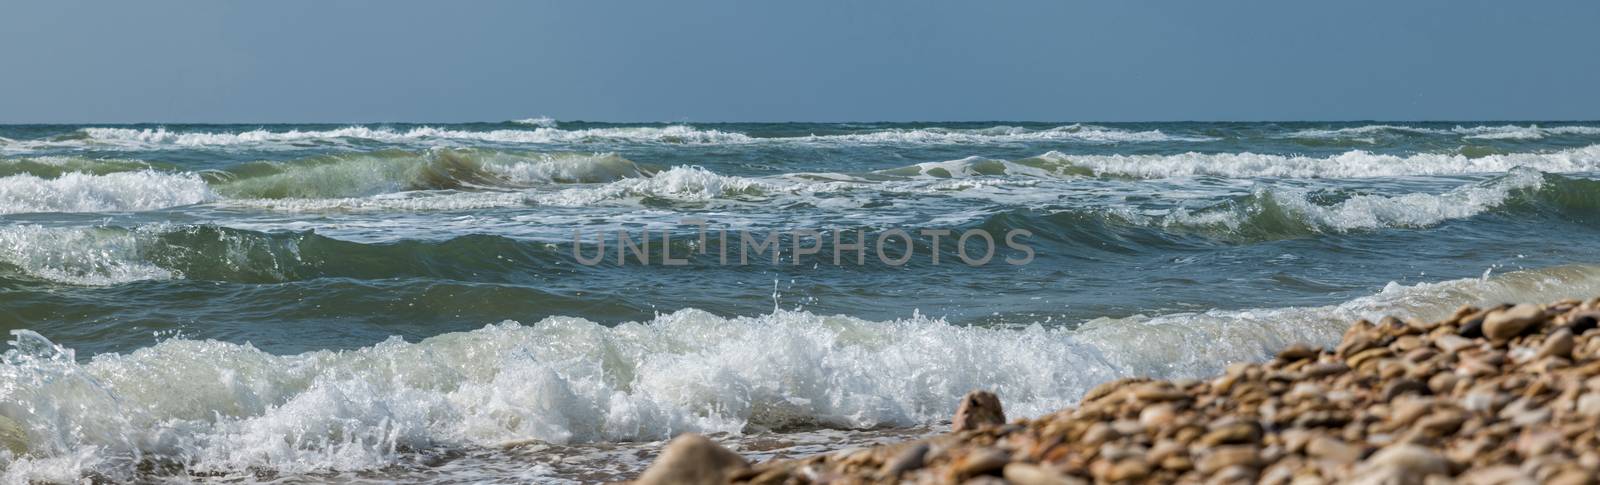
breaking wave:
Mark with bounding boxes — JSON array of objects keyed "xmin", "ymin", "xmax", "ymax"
[
  {"xmin": 1283, "ymin": 124, "xmax": 1600, "ymax": 141},
  {"xmin": 7, "ymin": 124, "xmax": 1211, "ymax": 152},
  {"xmin": 798, "ymin": 124, "xmax": 1214, "ymax": 144},
  {"xmin": 1140, "ymin": 168, "xmax": 1569, "ymax": 239},
  {"xmin": 5, "ymin": 264, "xmax": 1600, "ymax": 481},
  {"xmin": 510, "ymin": 117, "xmax": 559, "ymax": 128},
  {"xmin": 1024, "ymin": 145, "xmax": 1600, "ymax": 179},
  {"xmin": 0, "ymin": 171, "xmax": 212, "ymax": 215},
  {"xmin": 72, "ymin": 125, "xmax": 753, "ymax": 148},
  {"xmin": 208, "ymin": 149, "xmax": 649, "ymax": 199}
]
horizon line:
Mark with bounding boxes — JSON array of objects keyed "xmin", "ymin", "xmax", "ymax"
[{"xmin": 3, "ymin": 118, "xmax": 1600, "ymax": 126}]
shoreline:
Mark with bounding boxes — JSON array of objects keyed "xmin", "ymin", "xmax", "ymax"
[{"xmin": 630, "ymin": 298, "xmax": 1600, "ymax": 484}]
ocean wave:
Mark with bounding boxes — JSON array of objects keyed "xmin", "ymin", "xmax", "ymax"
[
  {"xmin": 0, "ymin": 171, "xmax": 213, "ymax": 215},
  {"xmin": 1029, "ymin": 144, "xmax": 1600, "ymax": 178},
  {"xmin": 0, "ymin": 156, "xmax": 161, "ymax": 179},
  {"xmin": 72, "ymin": 125, "xmax": 753, "ymax": 148},
  {"xmin": 6, "ymin": 264, "xmax": 1600, "ymax": 481},
  {"xmin": 210, "ymin": 149, "xmax": 649, "ymax": 199},
  {"xmin": 799, "ymin": 124, "xmax": 1215, "ymax": 144},
  {"xmin": 0, "ymin": 226, "xmax": 175, "ymax": 286},
  {"xmin": 1150, "ymin": 167, "xmax": 1549, "ymax": 237},
  {"xmin": 877, "ymin": 155, "xmax": 1095, "ymax": 179},
  {"xmin": 9, "ymin": 124, "xmax": 1207, "ymax": 152},
  {"xmin": 530, "ymin": 166, "xmax": 773, "ymax": 207},
  {"xmin": 510, "ymin": 117, "xmax": 559, "ymax": 128},
  {"xmin": 0, "ymin": 225, "xmax": 579, "ymax": 285},
  {"xmin": 1283, "ymin": 124, "xmax": 1600, "ymax": 141},
  {"xmin": 970, "ymin": 169, "xmax": 1600, "ymax": 245}
]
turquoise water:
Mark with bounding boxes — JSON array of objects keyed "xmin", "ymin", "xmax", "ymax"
[{"xmin": 4, "ymin": 121, "xmax": 1600, "ymax": 482}]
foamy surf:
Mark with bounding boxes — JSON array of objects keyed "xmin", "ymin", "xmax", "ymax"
[
  {"xmin": 1029, "ymin": 144, "xmax": 1600, "ymax": 178},
  {"xmin": 1282, "ymin": 124, "xmax": 1600, "ymax": 141},
  {"xmin": 0, "ymin": 171, "xmax": 212, "ymax": 215},
  {"xmin": 4, "ymin": 264, "xmax": 1600, "ymax": 482},
  {"xmin": 71, "ymin": 125, "xmax": 754, "ymax": 148},
  {"xmin": 3, "ymin": 123, "xmax": 1221, "ymax": 153}
]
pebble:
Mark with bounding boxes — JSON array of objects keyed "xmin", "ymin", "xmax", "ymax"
[
  {"xmin": 1483, "ymin": 304, "xmax": 1544, "ymax": 341},
  {"xmin": 953, "ymin": 390, "xmax": 1006, "ymax": 432},
  {"xmin": 1362, "ymin": 444, "xmax": 1448, "ymax": 479},
  {"xmin": 1002, "ymin": 463, "xmax": 1084, "ymax": 485}
]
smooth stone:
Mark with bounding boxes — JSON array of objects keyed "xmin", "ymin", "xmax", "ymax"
[
  {"xmin": 1416, "ymin": 410, "xmax": 1466, "ymax": 437},
  {"xmin": 1139, "ymin": 403, "xmax": 1177, "ymax": 429},
  {"xmin": 1002, "ymin": 463, "xmax": 1085, "ymax": 485},
  {"xmin": 1197, "ymin": 445, "xmax": 1260, "ymax": 474},
  {"xmin": 1483, "ymin": 304, "xmax": 1543, "ymax": 341},
  {"xmin": 1277, "ymin": 343, "xmax": 1319, "ymax": 361},
  {"xmin": 1105, "ymin": 458, "xmax": 1151, "ymax": 482},
  {"xmin": 1361, "ymin": 444, "xmax": 1448, "ymax": 479},
  {"xmin": 1577, "ymin": 393, "xmax": 1600, "ymax": 417},
  {"xmin": 953, "ymin": 390, "xmax": 1007, "ymax": 432},
  {"xmin": 952, "ymin": 449, "xmax": 1010, "ymax": 478},
  {"xmin": 879, "ymin": 442, "xmax": 931, "ymax": 479},
  {"xmin": 1380, "ymin": 378, "xmax": 1428, "ymax": 402},
  {"xmin": 634, "ymin": 433, "xmax": 749, "ymax": 485},
  {"xmin": 1199, "ymin": 421, "xmax": 1263, "ymax": 446},
  {"xmin": 1306, "ymin": 436, "xmax": 1361, "ymax": 464},
  {"xmin": 1537, "ymin": 328, "xmax": 1575, "ymax": 359},
  {"xmin": 1132, "ymin": 382, "xmax": 1188, "ymax": 402},
  {"xmin": 1435, "ymin": 334, "xmax": 1478, "ymax": 353}
]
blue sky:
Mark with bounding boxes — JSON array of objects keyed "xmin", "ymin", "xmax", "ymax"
[{"xmin": 1, "ymin": 0, "xmax": 1595, "ymax": 123}]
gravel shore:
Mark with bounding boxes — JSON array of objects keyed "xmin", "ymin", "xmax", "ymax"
[{"xmin": 631, "ymin": 298, "xmax": 1600, "ymax": 484}]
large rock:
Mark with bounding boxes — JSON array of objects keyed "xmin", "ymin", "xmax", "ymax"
[
  {"xmin": 952, "ymin": 390, "xmax": 1006, "ymax": 432},
  {"xmin": 634, "ymin": 433, "xmax": 749, "ymax": 485}
]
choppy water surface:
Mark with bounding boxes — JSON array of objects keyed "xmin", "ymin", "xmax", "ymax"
[{"xmin": 4, "ymin": 120, "xmax": 1600, "ymax": 482}]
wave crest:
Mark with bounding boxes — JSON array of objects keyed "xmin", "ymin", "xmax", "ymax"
[
  {"xmin": 1031, "ymin": 145, "xmax": 1600, "ymax": 179},
  {"xmin": 0, "ymin": 171, "xmax": 212, "ymax": 215}
]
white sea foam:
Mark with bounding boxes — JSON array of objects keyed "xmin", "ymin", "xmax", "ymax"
[
  {"xmin": 530, "ymin": 166, "xmax": 772, "ymax": 207},
  {"xmin": 75, "ymin": 125, "xmax": 754, "ymax": 148},
  {"xmin": 1284, "ymin": 124, "xmax": 1600, "ymax": 141},
  {"xmin": 5, "ymin": 264, "xmax": 1600, "ymax": 482},
  {"xmin": 800, "ymin": 124, "xmax": 1214, "ymax": 144},
  {"xmin": 1034, "ymin": 144, "xmax": 1600, "ymax": 179},
  {"xmin": 880, "ymin": 156, "xmax": 1086, "ymax": 179},
  {"xmin": 15, "ymin": 124, "xmax": 1208, "ymax": 152},
  {"xmin": 482, "ymin": 152, "xmax": 649, "ymax": 184},
  {"xmin": 0, "ymin": 171, "xmax": 213, "ymax": 215},
  {"xmin": 221, "ymin": 191, "xmax": 535, "ymax": 212}
]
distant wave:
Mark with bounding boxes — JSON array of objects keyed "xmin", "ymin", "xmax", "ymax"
[
  {"xmin": 2, "ymin": 124, "xmax": 1212, "ymax": 152},
  {"xmin": 1023, "ymin": 144, "xmax": 1600, "ymax": 179},
  {"xmin": 970, "ymin": 169, "xmax": 1598, "ymax": 244},
  {"xmin": 73, "ymin": 125, "xmax": 753, "ymax": 147},
  {"xmin": 509, "ymin": 116, "xmax": 558, "ymax": 128},
  {"xmin": 1135, "ymin": 168, "xmax": 1577, "ymax": 239},
  {"xmin": 4, "ymin": 170, "xmax": 1595, "ymax": 286},
  {"xmin": 207, "ymin": 149, "xmax": 651, "ymax": 199},
  {"xmin": 6, "ymin": 145, "xmax": 1600, "ymax": 215},
  {"xmin": 1283, "ymin": 124, "xmax": 1600, "ymax": 141},
  {"xmin": 795, "ymin": 124, "xmax": 1215, "ymax": 144},
  {"xmin": 7, "ymin": 264, "xmax": 1600, "ymax": 481}
]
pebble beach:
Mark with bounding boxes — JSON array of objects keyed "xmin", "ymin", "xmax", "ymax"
[{"xmin": 633, "ymin": 298, "xmax": 1600, "ymax": 484}]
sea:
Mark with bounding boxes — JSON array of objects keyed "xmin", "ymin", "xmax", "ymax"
[{"xmin": 4, "ymin": 120, "xmax": 1600, "ymax": 482}]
